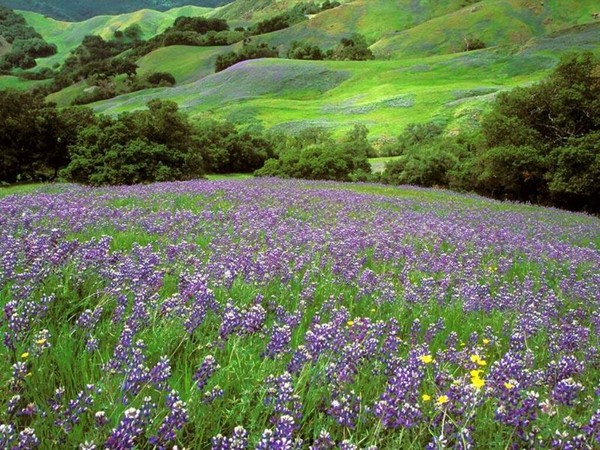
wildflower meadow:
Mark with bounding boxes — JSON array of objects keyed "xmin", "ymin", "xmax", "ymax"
[{"xmin": 1, "ymin": 179, "xmax": 599, "ymax": 449}]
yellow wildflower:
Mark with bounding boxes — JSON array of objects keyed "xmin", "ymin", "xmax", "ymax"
[
  {"xmin": 21, "ymin": 352, "xmax": 29, "ymax": 360},
  {"xmin": 504, "ymin": 382, "xmax": 515, "ymax": 390},
  {"xmin": 483, "ymin": 338, "xmax": 490, "ymax": 345},
  {"xmin": 470, "ymin": 370, "xmax": 483, "ymax": 378},
  {"xmin": 470, "ymin": 355, "xmax": 486, "ymax": 366},
  {"xmin": 418, "ymin": 355, "xmax": 433, "ymax": 364},
  {"xmin": 422, "ymin": 394, "xmax": 431, "ymax": 402},
  {"xmin": 436, "ymin": 395, "xmax": 449, "ymax": 405},
  {"xmin": 347, "ymin": 320, "xmax": 354, "ymax": 327},
  {"xmin": 471, "ymin": 377, "xmax": 485, "ymax": 389},
  {"xmin": 36, "ymin": 338, "xmax": 47, "ymax": 345}
]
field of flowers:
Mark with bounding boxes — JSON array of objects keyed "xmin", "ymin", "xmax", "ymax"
[{"xmin": 1, "ymin": 179, "xmax": 599, "ymax": 449}]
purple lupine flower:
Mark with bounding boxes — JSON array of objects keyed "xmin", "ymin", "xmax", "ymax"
[
  {"xmin": 104, "ymin": 407, "xmax": 145, "ymax": 450},
  {"xmin": 149, "ymin": 356, "xmax": 171, "ymax": 391},
  {"xmin": 264, "ymin": 373, "xmax": 302, "ymax": 425},
  {"xmin": 255, "ymin": 415, "xmax": 302, "ymax": 450},
  {"xmin": 212, "ymin": 427, "xmax": 248, "ymax": 450},
  {"xmin": 0, "ymin": 424, "xmax": 16, "ymax": 448},
  {"xmin": 373, "ymin": 359, "xmax": 423, "ymax": 429},
  {"xmin": 219, "ymin": 301, "xmax": 243, "ymax": 339},
  {"xmin": 13, "ymin": 428, "xmax": 40, "ymax": 450},
  {"xmin": 309, "ymin": 430, "xmax": 335, "ymax": 450},
  {"xmin": 243, "ymin": 304, "xmax": 267, "ymax": 334},
  {"xmin": 264, "ymin": 325, "xmax": 292, "ymax": 359},
  {"xmin": 551, "ymin": 378, "xmax": 584, "ymax": 406},
  {"xmin": 148, "ymin": 391, "xmax": 188, "ymax": 450},
  {"xmin": 327, "ymin": 389, "xmax": 360, "ymax": 429},
  {"xmin": 202, "ymin": 386, "xmax": 224, "ymax": 404},
  {"xmin": 338, "ymin": 441, "xmax": 358, "ymax": 450},
  {"xmin": 495, "ymin": 390, "xmax": 540, "ymax": 446},
  {"xmin": 194, "ymin": 355, "xmax": 220, "ymax": 391},
  {"xmin": 582, "ymin": 409, "xmax": 600, "ymax": 445}
]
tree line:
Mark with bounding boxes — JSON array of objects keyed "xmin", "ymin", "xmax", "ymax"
[
  {"xmin": 0, "ymin": 7, "xmax": 57, "ymax": 71},
  {"xmin": 0, "ymin": 93, "xmax": 274, "ymax": 186},
  {"xmin": 377, "ymin": 53, "xmax": 600, "ymax": 212}
]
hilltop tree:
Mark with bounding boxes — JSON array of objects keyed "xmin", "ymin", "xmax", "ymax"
[{"xmin": 328, "ymin": 34, "xmax": 374, "ymax": 61}]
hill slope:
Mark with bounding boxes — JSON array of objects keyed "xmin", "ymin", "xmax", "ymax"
[
  {"xmin": 0, "ymin": 0, "xmax": 230, "ymax": 21},
  {"xmin": 18, "ymin": 6, "xmax": 213, "ymax": 67},
  {"xmin": 2, "ymin": 0, "xmax": 600, "ymax": 139}
]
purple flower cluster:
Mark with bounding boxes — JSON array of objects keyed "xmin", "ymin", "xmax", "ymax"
[{"xmin": 0, "ymin": 179, "xmax": 598, "ymax": 448}]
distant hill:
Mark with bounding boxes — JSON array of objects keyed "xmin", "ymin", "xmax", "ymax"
[{"xmin": 0, "ymin": 0, "xmax": 231, "ymax": 21}]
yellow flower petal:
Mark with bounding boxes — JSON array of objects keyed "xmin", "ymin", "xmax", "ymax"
[
  {"xmin": 422, "ymin": 394, "xmax": 431, "ymax": 402},
  {"xmin": 436, "ymin": 395, "xmax": 449, "ymax": 405}
]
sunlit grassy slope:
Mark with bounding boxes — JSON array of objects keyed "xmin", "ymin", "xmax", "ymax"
[
  {"xmin": 92, "ymin": 20, "xmax": 600, "ymax": 138},
  {"xmin": 3, "ymin": 0, "xmax": 600, "ymax": 138},
  {"xmin": 17, "ymin": 6, "xmax": 213, "ymax": 68}
]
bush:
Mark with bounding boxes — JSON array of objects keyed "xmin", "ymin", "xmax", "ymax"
[
  {"xmin": 215, "ymin": 42, "xmax": 279, "ymax": 72},
  {"xmin": 287, "ymin": 41, "xmax": 324, "ymax": 60},
  {"xmin": 147, "ymin": 72, "xmax": 176, "ymax": 86},
  {"xmin": 381, "ymin": 147, "xmax": 458, "ymax": 187},
  {"xmin": 463, "ymin": 36, "xmax": 486, "ymax": 52},
  {"xmin": 255, "ymin": 126, "xmax": 372, "ymax": 181},
  {"xmin": 547, "ymin": 132, "xmax": 600, "ymax": 210},
  {"xmin": 327, "ymin": 34, "xmax": 374, "ymax": 61},
  {"xmin": 62, "ymin": 100, "xmax": 204, "ymax": 185}
]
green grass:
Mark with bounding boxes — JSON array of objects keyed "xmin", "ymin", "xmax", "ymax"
[
  {"xmin": 205, "ymin": 173, "xmax": 254, "ymax": 180},
  {"xmin": 136, "ymin": 45, "xmax": 232, "ymax": 84},
  {"xmin": 0, "ymin": 75, "xmax": 48, "ymax": 91},
  {"xmin": 91, "ymin": 47, "xmax": 546, "ymax": 138},
  {"xmin": 17, "ymin": 6, "xmax": 213, "ymax": 68},
  {"xmin": 1, "ymin": 180, "xmax": 598, "ymax": 448},
  {"xmin": 5, "ymin": 0, "xmax": 600, "ymax": 137},
  {"xmin": 368, "ymin": 156, "xmax": 401, "ymax": 173}
]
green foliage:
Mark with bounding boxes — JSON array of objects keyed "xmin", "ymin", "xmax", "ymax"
[
  {"xmin": 327, "ymin": 34, "xmax": 374, "ymax": 61},
  {"xmin": 215, "ymin": 41, "xmax": 279, "ymax": 72},
  {"xmin": 472, "ymin": 145, "xmax": 547, "ymax": 202},
  {"xmin": 382, "ymin": 121, "xmax": 446, "ymax": 157},
  {"xmin": 146, "ymin": 71, "xmax": 176, "ymax": 86},
  {"xmin": 381, "ymin": 146, "xmax": 458, "ymax": 187},
  {"xmin": 482, "ymin": 53, "xmax": 600, "ymax": 150},
  {"xmin": 62, "ymin": 100, "xmax": 204, "ymax": 185},
  {"xmin": 195, "ymin": 120, "xmax": 274, "ymax": 173},
  {"xmin": 547, "ymin": 132, "xmax": 600, "ymax": 210},
  {"xmin": 380, "ymin": 52, "xmax": 600, "ymax": 212},
  {"xmin": 0, "ymin": 7, "xmax": 56, "ymax": 71},
  {"xmin": 287, "ymin": 41, "xmax": 324, "ymax": 60},
  {"xmin": 255, "ymin": 125, "xmax": 372, "ymax": 181},
  {"xmin": 0, "ymin": 89, "xmax": 92, "ymax": 182}
]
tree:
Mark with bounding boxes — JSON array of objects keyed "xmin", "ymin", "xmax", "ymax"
[
  {"xmin": 328, "ymin": 34, "xmax": 374, "ymax": 61},
  {"xmin": 62, "ymin": 100, "xmax": 204, "ymax": 185},
  {"xmin": 287, "ymin": 41, "xmax": 324, "ymax": 60}
]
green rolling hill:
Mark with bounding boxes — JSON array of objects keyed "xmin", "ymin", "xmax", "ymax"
[
  {"xmin": 16, "ymin": 6, "xmax": 213, "ymax": 67},
  {"xmin": 0, "ymin": 0, "xmax": 229, "ymax": 21},
  {"xmin": 1, "ymin": 0, "xmax": 599, "ymax": 139}
]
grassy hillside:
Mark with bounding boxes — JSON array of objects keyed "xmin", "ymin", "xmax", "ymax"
[
  {"xmin": 2, "ymin": 0, "xmax": 599, "ymax": 139},
  {"xmin": 372, "ymin": 0, "xmax": 600, "ymax": 58},
  {"xmin": 0, "ymin": 0, "xmax": 229, "ymax": 21},
  {"xmin": 136, "ymin": 44, "xmax": 231, "ymax": 84},
  {"xmin": 92, "ymin": 19, "xmax": 600, "ymax": 138},
  {"xmin": 17, "ymin": 6, "xmax": 213, "ymax": 68}
]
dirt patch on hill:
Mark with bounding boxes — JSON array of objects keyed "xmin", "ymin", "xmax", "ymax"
[{"xmin": 0, "ymin": 35, "xmax": 11, "ymax": 56}]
